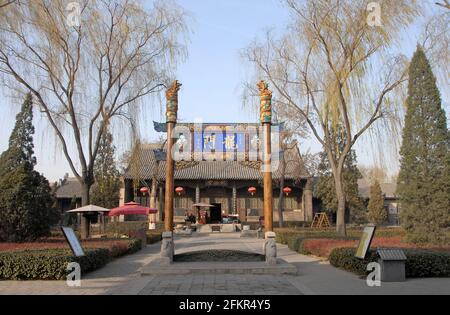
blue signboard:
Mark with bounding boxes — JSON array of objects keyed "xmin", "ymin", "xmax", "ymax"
[{"xmin": 171, "ymin": 123, "xmax": 280, "ymax": 163}]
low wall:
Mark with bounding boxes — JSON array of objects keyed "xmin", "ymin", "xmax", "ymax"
[{"xmin": 240, "ymin": 210, "xmax": 305, "ymax": 223}]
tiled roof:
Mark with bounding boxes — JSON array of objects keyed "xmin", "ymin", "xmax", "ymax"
[
  {"xmin": 358, "ymin": 179, "xmax": 397, "ymax": 199},
  {"xmin": 124, "ymin": 144, "xmax": 309, "ymax": 181},
  {"xmin": 55, "ymin": 178, "xmax": 82, "ymax": 199}
]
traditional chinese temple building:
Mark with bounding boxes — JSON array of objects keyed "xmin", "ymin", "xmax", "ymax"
[{"xmin": 121, "ymin": 134, "xmax": 314, "ymax": 224}]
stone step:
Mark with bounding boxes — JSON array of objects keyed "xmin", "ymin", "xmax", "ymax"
[{"xmin": 141, "ymin": 259, "xmax": 298, "ymax": 276}]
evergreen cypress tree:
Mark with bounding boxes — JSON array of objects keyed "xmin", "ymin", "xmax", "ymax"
[
  {"xmin": 0, "ymin": 93, "xmax": 36, "ymax": 176},
  {"xmin": 90, "ymin": 129, "xmax": 121, "ymax": 209},
  {"xmin": 397, "ymin": 46, "xmax": 450, "ymax": 244},
  {"xmin": 0, "ymin": 93, "xmax": 58, "ymax": 242},
  {"xmin": 316, "ymin": 127, "xmax": 366, "ymax": 224},
  {"xmin": 367, "ymin": 180, "xmax": 387, "ymax": 225}
]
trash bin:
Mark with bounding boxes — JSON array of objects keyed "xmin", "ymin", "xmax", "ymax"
[{"xmin": 377, "ymin": 248, "xmax": 407, "ymax": 282}]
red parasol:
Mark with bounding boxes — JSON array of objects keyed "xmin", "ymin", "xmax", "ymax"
[{"xmin": 108, "ymin": 202, "xmax": 157, "ymax": 217}]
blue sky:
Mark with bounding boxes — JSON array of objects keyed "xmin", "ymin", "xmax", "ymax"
[
  {"xmin": 0, "ymin": 0, "xmax": 447, "ymax": 182},
  {"xmin": 163, "ymin": 0, "xmax": 290, "ymax": 124}
]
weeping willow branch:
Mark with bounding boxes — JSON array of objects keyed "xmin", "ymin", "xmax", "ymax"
[{"xmin": 244, "ymin": 0, "xmax": 420, "ymax": 235}]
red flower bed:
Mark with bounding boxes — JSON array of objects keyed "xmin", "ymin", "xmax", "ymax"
[
  {"xmin": 302, "ymin": 237, "xmax": 450, "ymax": 259},
  {"xmin": 0, "ymin": 238, "xmax": 133, "ymax": 253}
]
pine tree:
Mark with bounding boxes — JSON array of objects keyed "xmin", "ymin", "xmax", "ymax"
[
  {"xmin": 316, "ymin": 128, "xmax": 366, "ymax": 224},
  {"xmin": 0, "ymin": 93, "xmax": 36, "ymax": 176},
  {"xmin": 397, "ymin": 46, "xmax": 450, "ymax": 244},
  {"xmin": 0, "ymin": 93, "xmax": 58, "ymax": 242},
  {"xmin": 90, "ymin": 130, "xmax": 121, "ymax": 209},
  {"xmin": 367, "ymin": 180, "xmax": 387, "ymax": 225}
]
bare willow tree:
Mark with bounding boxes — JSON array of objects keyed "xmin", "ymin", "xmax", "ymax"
[
  {"xmin": 245, "ymin": 0, "xmax": 420, "ymax": 235},
  {"xmin": 275, "ymin": 103, "xmax": 307, "ymax": 227},
  {"xmin": 420, "ymin": 11, "xmax": 449, "ymax": 101},
  {"xmin": 0, "ymin": 0, "xmax": 188, "ymax": 238},
  {"xmin": 359, "ymin": 165, "xmax": 388, "ymax": 185}
]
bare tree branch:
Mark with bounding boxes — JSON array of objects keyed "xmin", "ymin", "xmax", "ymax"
[
  {"xmin": 244, "ymin": 0, "xmax": 420, "ymax": 235},
  {"xmin": 0, "ymin": 0, "xmax": 189, "ymax": 208},
  {"xmin": 436, "ymin": 1, "xmax": 450, "ymax": 10}
]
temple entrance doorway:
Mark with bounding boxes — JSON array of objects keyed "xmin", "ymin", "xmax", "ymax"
[{"xmin": 210, "ymin": 203, "xmax": 222, "ymax": 223}]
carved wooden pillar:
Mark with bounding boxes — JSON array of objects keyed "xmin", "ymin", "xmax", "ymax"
[
  {"xmin": 258, "ymin": 81, "xmax": 274, "ymax": 232},
  {"xmin": 164, "ymin": 80, "xmax": 182, "ymax": 232}
]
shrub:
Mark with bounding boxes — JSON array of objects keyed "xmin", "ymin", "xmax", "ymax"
[
  {"xmin": 0, "ymin": 94, "xmax": 59, "ymax": 242},
  {"xmin": 275, "ymin": 230, "xmax": 340, "ymax": 244},
  {"xmin": 0, "ymin": 248, "xmax": 109, "ymax": 280},
  {"xmin": 126, "ymin": 238, "xmax": 143, "ymax": 254},
  {"xmin": 302, "ymin": 236, "xmax": 449, "ymax": 258},
  {"xmin": 329, "ymin": 248, "xmax": 378, "ymax": 276},
  {"xmin": 108, "ymin": 242, "xmax": 130, "ymax": 258},
  {"xmin": 302, "ymin": 239, "xmax": 358, "ymax": 258},
  {"xmin": 107, "ymin": 238, "xmax": 142, "ymax": 258},
  {"xmin": 106, "ymin": 221, "xmax": 147, "ymax": 236},
  {"xmin": 0, "ymin": 238, "xmax": 143, "ymax": 254},
  {"xmin": 275, "ymin": 227, "xmax": 406, "ymax": 241},
  {"xmin": 367, "ymin": 181, "xmax": 388, "ymax": 225},
  {"xmin": 274, "ymin": 222, "xmax": 312, "ymax": 229},
  {"xmin": 147, "ymin": 231, "xmax": 162, "ymax": 244},
  {"xmin": 329, "ymin": 247, "xmax": 450, "ymax": 278},
  {"xmin": 275, "ymin": 230, "xmax": 357, "ymax": 254},
  {"xmin": 405, "ymin": 250, "xmax": 450, "ymax": 278},
  {"xmin": 287, "ymin": 236, "xmax": 302, "ymax": 252}
]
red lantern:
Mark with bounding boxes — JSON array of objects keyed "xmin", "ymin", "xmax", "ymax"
[
  {"xmin": 140, "ymin": 187, "xmax": 149, "ymax": 194},
  {"xmin": 175, "ymin": 187, "xmax": 184, "ymax": 196},
  {"xmin": 283, "ymin": 187, "xmax": 292, "ymax": 196},
  {"xmin": 248, "ymin": 187, "xmax": 257, "ymax": 196}
]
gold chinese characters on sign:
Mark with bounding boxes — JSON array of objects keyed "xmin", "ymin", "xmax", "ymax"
[
  {"xmin": 257, "ymin": 80, "xmax": 272, "ymax": 124},
  {"xmin": 166, "ymin": 80, "xmax": 182, "ymax": 123}
]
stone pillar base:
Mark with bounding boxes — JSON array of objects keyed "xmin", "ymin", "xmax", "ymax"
[
  {"xmin": 264, "ymin": 232, "xmax": 277, "ymax": 265},
  {"xmin": 160, "ymin": 231, "xmax": 174, "ymax": 265}
]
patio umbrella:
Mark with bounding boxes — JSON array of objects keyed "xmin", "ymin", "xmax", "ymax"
[
  {"xmin": 66, "ymin": 205, "xmax": 110, "ymax": 236},
  {"xmin": 67, "ymin": 205, "xmax": 110, "ymax": 213},
  {"xmin": 108, "ymin": 202, "xmax": 157, "ymax": 217}
]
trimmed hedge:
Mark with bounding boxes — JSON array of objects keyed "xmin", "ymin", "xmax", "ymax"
[
  {"xmin": 275, "ymin": 228, "xmax": 406, "ymax": 241},
  {"xmin": 329, "ymin": 248, "xmax": 378, "ymax": 276},
  {"xmin": 147, "ymin": 232, "xmax": 162, "ymax": 244},
  {"xmin": 126, "ymin": 238, "xmax": 142, "ymax": 254},
  {"xmin": 329, "ymin": 247, "xmax": 450, "ymax": 278},
  {"xmin": 106, "ymin": 221, "xmax": 163, "ymax": 245},
  {"xmin": 106, "ymin": 221, "xmax": 148, "ymax": 236},
  {"xmin": 273, "ymin": 222, "xmax": 313, "ymax": 229},
  {"xmin": 0, "ymin": 248, "xmax": 110, "ymax": 280},
  {"xmin": 0, "ymin": 238, "xmax": 142, "ymax": 280},
  {"xmin": 276, "ymin": 230, "xmax": 357, "ymax": 254},
  {"xmin": 108, "ymin": 238, "xmax": 142, "ymax": 258}
]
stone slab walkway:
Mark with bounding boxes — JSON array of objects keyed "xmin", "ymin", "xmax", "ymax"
[{"xmin": 1, "ymin": 233, "xmax": 449, "ymax": 295}]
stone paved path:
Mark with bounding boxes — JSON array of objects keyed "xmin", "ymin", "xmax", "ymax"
[
  {"xmin": 1, "ymin": 233, "xmax": 449, "ymax": 295},
  {"xmin": 138, "ymin": 275, "xmax": 301, "ymax": 295}
]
